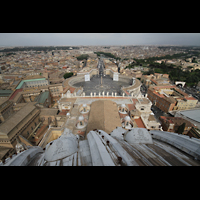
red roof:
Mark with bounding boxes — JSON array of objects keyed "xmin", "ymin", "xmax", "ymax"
[
  {"xmin": 131, "ymin": 98, "xmax": 139, "ymax": 105},
  {"xmin": 154, "ymin": 85, "xmax": 176, "ymax": 90},
  {"xmin": 9, "ymin": 89, "xmax": 23, "ymax": 100},
  {"xmin": 58, "ymin": 110, "xmax": 67, "ymax": 115},
  {"xmin": 69, "ymin": 87, "xmax": 76, "ymax": 93},
  {"xmin": 135, "ymin": 118, "xmax": 146, "ymax": 128},
  {"xmin": 184, "ymin": 96, "xmax": 197, "ymax": 100},
  {"xmin": 127, "ymin": 103, "xmax": 136, "ymax": 111},
  {"xmin": 124, "ymin": 91, "xmax": 130, "ymax": 95},
  {"xmin": 160, "ymin": 116, "xmax": 166, "ymax": 120},
  {"xmin": 151, "ymin": 79, "xmax": 158, "ymax": 84},
  {"xmin": 119, "ymin": 113, "xmax": 128, "ymax": 119}
]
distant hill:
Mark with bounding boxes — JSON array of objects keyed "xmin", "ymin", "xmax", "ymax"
[{"xmin": 0, "ymin": 46, "xmax": 80, "ymax": 52}]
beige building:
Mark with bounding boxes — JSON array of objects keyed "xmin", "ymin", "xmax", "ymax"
[
  {"xmin": 174, "ymin": 97, "xmax": 198, "ymax": 111},
  {"xmin": 0, "ymin": 98, "xmax": 13, "ymax": 123},
  {"xmin": 49, "ymin": 84, "xmax": 63, "ymax": 97},
  {"xmin": 0, "ymin": 103, "xmax": 40, "ymax": 161},
  {"xmin": 121, "ymin": 78, "xmax": 141, "ymax": 97},
  {"xmin": 9, "ymin": 80, "xmax": 63, "ymax": 104},
  {"xmin": 135, "ymin": 98, "xmax": 152, "ymax": 117},
  {"xmin": 40, "ymin": 108, "xmax": 58, "ymax": 125},
  {"xmin": 130, "ymin": 98, "xmax": 161, "ymax": 130},
  {"xmin": 141, "ymin": 73, "xmax": 171, "ymax": 88},
  {"xmin": 36, "ymin": 125, "xmax": 64, "ymax": 149}
]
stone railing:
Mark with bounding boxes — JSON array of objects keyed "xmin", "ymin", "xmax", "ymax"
[{"xmin": 61, "ymin": 90, "xmax": 144, "ymax": 99}]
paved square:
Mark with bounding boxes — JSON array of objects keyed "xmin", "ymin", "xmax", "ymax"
[{"xmin": 73, "ymin": 75, "xmax": 131, "ymax": 96}]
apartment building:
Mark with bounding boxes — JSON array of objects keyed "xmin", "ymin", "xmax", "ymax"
[
  {"xmin": 159, "ymin": 116, "xmax": 194, "ymax": 135},
  {"xmin": 147, "ymin": 85, "xmax": 198, "ymax": 113},
  {"xmin": 49, "ymin": 84, "xmax": 63, "ymax": 97},
  {"xmin": 141, "ymin": 73, "xmax": 171, "ymax": 88}
]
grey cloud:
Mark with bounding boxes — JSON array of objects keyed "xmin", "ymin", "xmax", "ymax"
[{"xmin": 0, "ymin": 33, "xmax": 200, "ymax": 46}]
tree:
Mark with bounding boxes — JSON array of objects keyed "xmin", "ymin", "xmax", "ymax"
[
  {"xmin": 177, "ymin": 122, "xmax": 186, "ymax": 134},
  {"xmin": 187, "ymin": 66, "xmax": 193, "ymax": 70},
  {"xmin": 94, "ymin": 52, "xmax": 121, "ymax": 60},
  {"xmin": 192, "ymin": 58, "xmax": 198, "ymax": 63},
  {"xmin": 143, "ymin": 69, "xmax": 154, "ymax": 75},
  {"xmin": 76, "ymin": 54, "xmax": 89, "ymax": 61},
  {"xmin": 63, "ymin": 72, "xmax": 73, "ymax": 79}
]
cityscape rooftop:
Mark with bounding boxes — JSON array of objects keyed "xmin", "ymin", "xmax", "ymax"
[{"xmin": 1, "ymin": 33, "xmax": 200, "ymax": 166}]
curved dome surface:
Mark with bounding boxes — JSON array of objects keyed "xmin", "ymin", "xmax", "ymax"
[
  {"xmin": 110, "ymin": 127, "xmax": 127, "ymax": 139},
  {"xmin": 124, "ymin": 116, "xmax": 131, "ymax": 121},
  {"xmin": 44, "ymin": 129, "xmax": 78, "ymax": 162},
  {"xmin": 78, "ymin": 115, "xmax": 84, "ymax": 121},
  {"xmin": 124, "ymin": 128, "xmax": 153, "ymax": 144}
]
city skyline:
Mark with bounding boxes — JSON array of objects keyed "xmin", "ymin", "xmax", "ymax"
[
  {"xmin": 0, "ymin": 33, "xmax": 200, "ymax": 46},
  {"xmin": 1, "ymin": 40, "xmax": 200, "ymax": 165}
]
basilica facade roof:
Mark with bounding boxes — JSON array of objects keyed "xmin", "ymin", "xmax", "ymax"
[{"xmin": 85, "ymin": 100, "xmax": 121, "ymax": 135}]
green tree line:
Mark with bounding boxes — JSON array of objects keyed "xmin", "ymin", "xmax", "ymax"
[
  {"xmin": 143, "ymin": 62, "xmax": 200, "ymax": 87},
  {"xmin": 0, "ymin": 46, "xmax": 79, "ymax": 53},
  {"xmin": 63, "ymin": 72, "xmax": 73, "ymax": 79},
  {"xmin": 94, "ymin": 52, "xmax": 121, "ymax": 60},
  {"xmin": 76, "ymin": 54, "xmax": 89, "ymax": 61},
  {"xmin": 125, "ymin": 50, "xmax": 200, "ymax": 87}
]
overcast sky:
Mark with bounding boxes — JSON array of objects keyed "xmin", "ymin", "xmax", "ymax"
[{"xmin": 0, "ymin": 33, "xmax": 200, "ymax": 46}]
